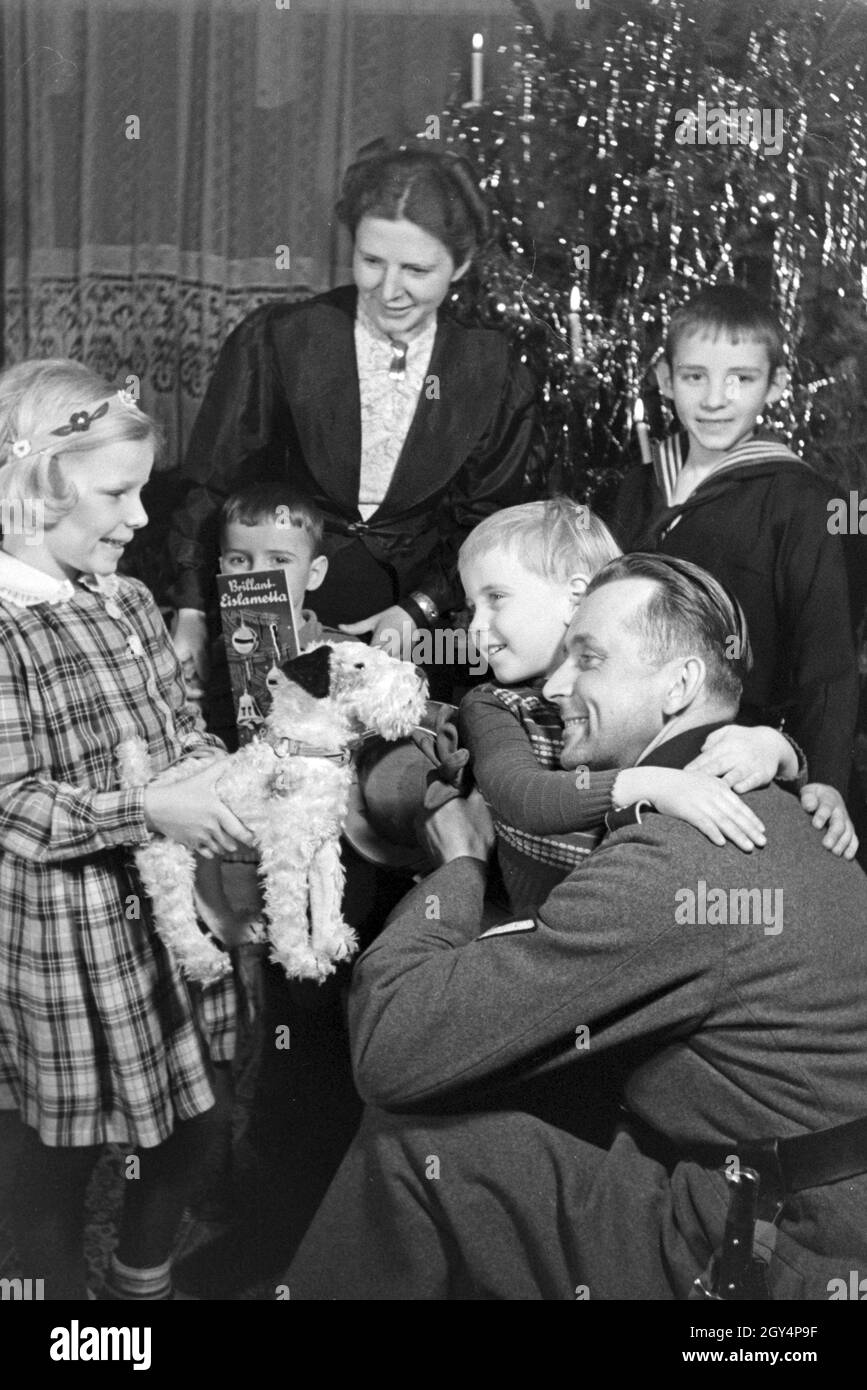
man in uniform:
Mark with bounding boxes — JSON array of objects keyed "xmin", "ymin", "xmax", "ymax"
[{"xmin": 288, "ymin": 554, "xmax": 867, "ymax": 1299}]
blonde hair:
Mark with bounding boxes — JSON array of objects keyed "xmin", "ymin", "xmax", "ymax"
[
  {"xmin": 0, "ymin": 359, "xmax": 162, "ymax": 526},
  {"xmin": 459, "ymin": 498, "xmax": 622, "ymax": 585}
]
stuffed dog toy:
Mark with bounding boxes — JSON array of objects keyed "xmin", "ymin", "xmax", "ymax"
[{"xmin": 118, "ymin": 642, "xmax": 428, "ymax": 984}]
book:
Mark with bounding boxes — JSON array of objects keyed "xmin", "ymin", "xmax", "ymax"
[{"xmin": 215, "ymin": 569, "xmax": 301, "ymax": 745}]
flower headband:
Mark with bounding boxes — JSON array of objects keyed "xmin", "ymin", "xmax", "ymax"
[{"xmin": 8, "ymin": 388, "xmax": 141, "ymax": 461}]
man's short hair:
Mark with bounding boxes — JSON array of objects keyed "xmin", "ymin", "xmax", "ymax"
[
  {"xmin": 585, "ymin": 552, "xmax": 753, "ymax": 705},
  {"xmin": 664, "ymin": 284, "xmax": 786, "ymax": 377},
  {"xmin": 219, "ymin": 481, "xmax": 325, "ymax": 557}
]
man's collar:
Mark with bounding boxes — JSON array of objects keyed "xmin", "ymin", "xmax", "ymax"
[
  {"xmin": 0, "ymin": 550, "xmax": 119, "ymax": 607},
  {"xmin": 601, "ymin": 720, "xmax": 732, "ymax": 836},
  {"xmin": 636, "ymin": 720, "xmax": 730, "ymax": 771}
]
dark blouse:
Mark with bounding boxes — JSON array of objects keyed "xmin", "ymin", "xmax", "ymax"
[{"xmin": 169, "ymin": 286, "xmax": 543, "ymax": 625}]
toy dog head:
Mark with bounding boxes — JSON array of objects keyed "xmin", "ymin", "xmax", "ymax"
[
  {"xmin": 277, "ymin": 643, "xmax": 333, "ymax": 699},
  {"xmin": 275, "ymin": 642, "xmax": 428, "ymax": 742}
]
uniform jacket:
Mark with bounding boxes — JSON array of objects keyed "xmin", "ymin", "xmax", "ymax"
[
  {"xmin": 348, "ymin": 722, "xmax": 867, "ymax": 1287},
  {"xmin": 610, "ymin": 440, "xmax": 858, "ymax": 791},
  {"xmin": 169, "ymin": 286, "xmax": 541, "ymax": 616}
]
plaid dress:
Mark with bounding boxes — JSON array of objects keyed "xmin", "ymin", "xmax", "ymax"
[{"xmin": 0, "ymin": 552, "xmax": 235, "ymax": 1148}]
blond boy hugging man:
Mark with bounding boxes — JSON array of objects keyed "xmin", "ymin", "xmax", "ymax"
[{"xmin": 457, "ymin": 500, "xmax": 854, "ymax": 918}]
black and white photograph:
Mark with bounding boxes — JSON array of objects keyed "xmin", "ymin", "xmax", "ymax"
[{"xmin": 0, "ymin": 0, "xmax": 866, "ymax": 1355}]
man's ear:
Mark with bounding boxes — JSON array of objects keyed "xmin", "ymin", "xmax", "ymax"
[
  {"xmin": 661, "ymin": 655, "xmax": 705, "ymax": 715},
  {"xmin": 654, "ymin": 357, "xmax": 675, "ymax": 400},
  {"xmin": 764, "ymin": 366, "xmax": 789, "ymax": 407},
  {"xmin": 305, "ymin": 554, "xmax": 328, "ymax": 594}
]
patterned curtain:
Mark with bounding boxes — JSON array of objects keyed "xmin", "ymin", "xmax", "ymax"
[{"xmin": 2, "ymin": 0, "xmax": 526, "ymax": 465}]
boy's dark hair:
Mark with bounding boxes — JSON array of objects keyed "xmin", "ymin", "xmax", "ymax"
[
  {"xmin": 585, "ymin": 552, "xmax": 753, "ymax": 707},
  {"xmin": 219, "ymin": 481, "xmax": 325, "ymax": 557},
  {"xmin": 664, "ymin": 284, "xmax": 786, "ymax": 377}
]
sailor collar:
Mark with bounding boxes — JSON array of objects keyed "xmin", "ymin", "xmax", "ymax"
[{"xmin": 650, "ymin": 432, "xmax": 805, "ymax": 508}]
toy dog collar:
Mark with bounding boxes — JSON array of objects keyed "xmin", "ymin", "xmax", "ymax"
[{"xmin": 271, "ymin": 736, "xmax": 354, "ymax": 766}]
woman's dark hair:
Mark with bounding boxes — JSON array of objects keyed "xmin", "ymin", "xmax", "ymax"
[{"xmin": 336, "ymin": 148, "xmax": 490, "ymax": 267}]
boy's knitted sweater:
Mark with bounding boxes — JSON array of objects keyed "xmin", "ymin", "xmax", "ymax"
[{"xmin": 459, "ymin": 682, "xmax": 617, "ymax": 915}]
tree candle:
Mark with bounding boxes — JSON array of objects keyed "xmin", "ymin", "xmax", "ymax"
[
  {"xmin": 634, "ymin": 396, "xmax": 653, "ymax": 464},
  {"xmin": 569, "ymin": 286, "xmax": 583, "ymax": 362},
  {"xmin": 471, "ymin": 33, "xmax": 483, "ymax": 105}
]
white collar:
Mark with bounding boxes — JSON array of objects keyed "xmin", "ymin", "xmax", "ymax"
[
  {"xmin": 0, "ymin": 550, "xmax": 120, "ymax": 608},
  {"xmin": 355, "ymin": 300, "xmax": 438, "ymax": 350}
]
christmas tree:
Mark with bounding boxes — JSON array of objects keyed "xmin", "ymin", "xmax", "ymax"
[{"xmin": 438, "ymin": 0, "xmax": 867, "ymax": 510}]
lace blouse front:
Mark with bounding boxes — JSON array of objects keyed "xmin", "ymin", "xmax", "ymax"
[{"xmin": 354, "ymin": 305, "xmax": 437, "ymax": 520}]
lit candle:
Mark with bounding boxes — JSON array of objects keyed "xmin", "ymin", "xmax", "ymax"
[
  {"xmin": 634, "ymin": 396, "xmax": 653, "ymax": 464},
  {"xmin": 568, "ymin": 286, "xmax": 583, "ymax": 363},
  {"xmin": 471, "ymin": 32, "xmax": 484, "ymax": 105}
]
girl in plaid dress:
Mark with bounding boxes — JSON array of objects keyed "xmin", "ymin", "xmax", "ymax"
[{"xmin": 0, "ymin": 360, "xmax": 256, "ymax": 1300}]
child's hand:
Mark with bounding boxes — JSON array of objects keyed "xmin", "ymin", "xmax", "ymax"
[
  {"xmin": 180, "ymin": 744, "xmax": 227, "ymax": 766},
  {"xmin": 800, "ymin": 783, "xmax": 859, "ymax": 859},
  {"xmin": 143, "ymin": 759, "xmax": 257, "ymax": 858},
  {"xmin": 179, "ymin": 656, "xmax": 206, "ymax": 705},
  {"xmin": 684, "ymin": 724, "xmax": 797, "ymax": 791},
  {"xmin": 617, "ymin": 767, "xmax": 766, "ymax": 852},
  {"xmin": 172, "ymin": 608, "xmax": 210, "ymax": 686}
]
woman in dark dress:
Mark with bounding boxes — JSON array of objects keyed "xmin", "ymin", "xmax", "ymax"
[{"xmin": 169, "ymin": 147, "xmax": 542, "ymax": 678}]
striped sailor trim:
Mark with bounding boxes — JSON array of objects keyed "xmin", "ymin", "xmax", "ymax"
[
  {"xmin": 651, "ymin": 433, "xmax": 684, "ymax": 506},
  {"xmin": 651, "ymin": 433, "xmax": 805, "ymax": 507}
]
